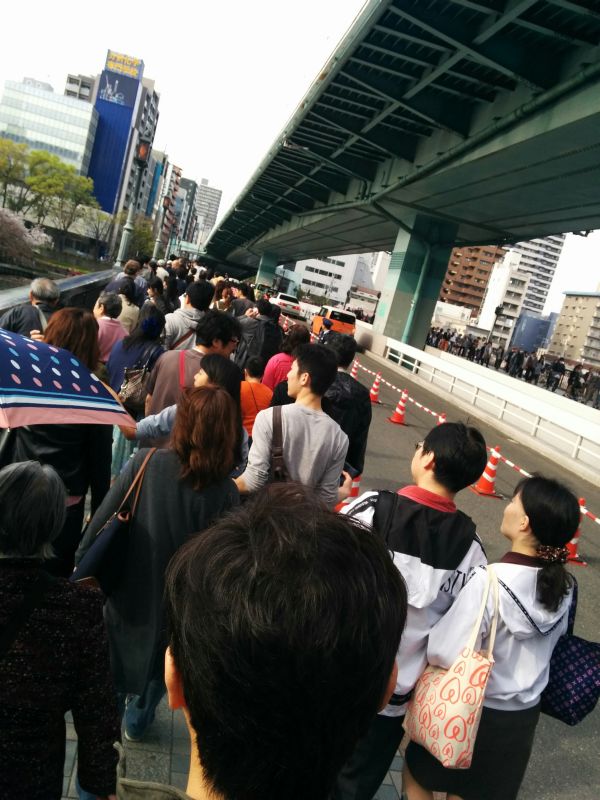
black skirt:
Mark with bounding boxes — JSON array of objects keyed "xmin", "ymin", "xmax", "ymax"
[{"xmin": 405, "ymin": 702, "xmax": 541, "ymax": 800}]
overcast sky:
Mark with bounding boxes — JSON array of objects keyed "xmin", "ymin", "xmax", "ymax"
[{"xmin": 1, "ymin": 0, "xmax": 598, "ymax": 311}]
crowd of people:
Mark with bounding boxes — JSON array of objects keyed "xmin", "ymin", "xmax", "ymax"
[
  {"xmin": 427, "ymin": 326, "xmax": 600, "ymax": 407},
  {"xmin": 0, "ymin": 260, "xmax": 589, "ymax": 800}
]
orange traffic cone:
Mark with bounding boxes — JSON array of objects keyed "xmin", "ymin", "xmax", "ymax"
[
  {"xmin": 438, "ymin": 412, "xmax": 447, "ymax": 425},
  {"xmin": 334, "ymin": 474, "xmax": 362, "ymax": 513},
  {"xmin": 369, "ymin": 373, "xmax": 382, "ymax": 404},
  {"xmin": 470, "ymin": 447, "xmax": 502, "ymax": 498},
  {"xmin": 350, "ymin": 360, "xmax": 359, "ymax": 379},
  {"xmin": 566, "ymin": 498, "xmax": 588, "ymax": 566},
  {"xmin": 388, "ymin": 390, "xmax": 408, "ymax": 425}
]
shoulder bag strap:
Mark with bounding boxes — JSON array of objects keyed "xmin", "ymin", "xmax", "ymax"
[
  {"xmin": 179, "ymin": 350, "xmax": 187, "ymax": 388},
  {"xmin": 172, "ymin": 328, "xmax": 195, "ymax": 349},
  {"xmin": 34, "ymin": 304, "xmax": 49, "ymax": 333},
  {"xmin": 115, "ymin": 448, "xmax": 157, "ymax": 518},
  {"xmin": 270, "ymin": 406, "xmax": 287, "ymax": 478},
  {"xmin": 0, "ymin": 571, "xmax": 55, "ymax": 661},
  {"xmin": 567, "ymin": 575, "xmax": 578, "ymax": 635},
  {"xmin": 466, "ymin": 565, "xmax": 499, "ymax": 656}
]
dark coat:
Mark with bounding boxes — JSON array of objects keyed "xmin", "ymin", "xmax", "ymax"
[
  {"xmin": 325, "ymin": 371, "xmax": 372, "ymax": 474},
  {"xmin": 0, "ymin": 301, "xmax": 58, "ymax": 336},
  {"xmin": 75, "ymin": 448, "xmax": 239, "ymax": 694},
  {"xmin": 0, "ymin": 560, "xmax": 120, "ymax": 799}
]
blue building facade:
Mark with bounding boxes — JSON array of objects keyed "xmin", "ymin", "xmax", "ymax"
[
  {"xmin": 510, "ymin": 312, "xmax": 558, "ymax": 351},
  {"xmin": 87, "ymin": 51, "xmax": 144, "ymax": 214}
]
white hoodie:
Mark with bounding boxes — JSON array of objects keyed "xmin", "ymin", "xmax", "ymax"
[{"xmin": 427, "ymin": 556, "xmax": 572, "ymax": 711}]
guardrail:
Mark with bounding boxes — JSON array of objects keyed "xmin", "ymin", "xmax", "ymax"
[
  {"xmin": 0, "ymin": 269, "xmax": 113, "ymax": 315},
  {"xmin": 361, "ymin": 336, "xmax": 600, "ymax": 486}
]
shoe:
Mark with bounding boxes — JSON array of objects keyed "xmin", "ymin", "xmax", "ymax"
[{"xmin": 123, "ymin": 727, "xmax": 143, "ymax": 743}]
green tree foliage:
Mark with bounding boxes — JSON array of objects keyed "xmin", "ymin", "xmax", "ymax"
[
  {"xmin": 26, "ymin": 151, "xmax": 74, "ymax": 225},
  {"xmin": 0, "ymin": 139, "xmax": 28, "ymax": 210},
  {"xmin": 127, "ymin": 215, "xmax": 154, "ymax": 259},
  {"xmin": 51, "ymin": 169, "xmax": 97, "ymax": 250}
]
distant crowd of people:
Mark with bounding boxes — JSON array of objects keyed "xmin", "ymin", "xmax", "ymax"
[
  {"xmin": 0, "ymin": 260, "xmax": 590, "ymax": 800},
  {"xmin": 427, "ymin": 326, "xmax": 600, "ymax": 408}
]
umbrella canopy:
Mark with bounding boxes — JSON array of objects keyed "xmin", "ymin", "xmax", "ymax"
[{"xmin": 0, "ymin": 328, "xmax": 135, "ymax": 428}]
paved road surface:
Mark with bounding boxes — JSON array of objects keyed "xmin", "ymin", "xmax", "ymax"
[{"xmin": 62, "ymin": 351, "xmax": 599, "ymax": 799}]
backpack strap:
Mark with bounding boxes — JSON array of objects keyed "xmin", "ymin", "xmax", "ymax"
[
  {"xmin": 0, "ymin": 570, "xmax": 56, "ymax": 662},
  {"xmin": 270, "ymin": 405, "xmax": 289, "ymax": 482},
  {"xmin": 373, "ymin": 490, "xmax": 401, "ymax": 545}
]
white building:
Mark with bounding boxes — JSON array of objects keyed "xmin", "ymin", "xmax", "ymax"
[
  {"xmin": 293, "ymin": 253, "xmax": 374, "ymax": 305},
  {"xmin": 479, "ymin": 251, "xmax": 530, "ymax": 348},
  {"xmin": 505, "ymin": 234, "xmax": 565, "ymax": 315},
  {"xmin": 195, "ymin": 179, "xmax": 222, "ymax": 245},
  {"xmin": 431, "ymin": 301, "xmax": 473, "ymax": 332}
]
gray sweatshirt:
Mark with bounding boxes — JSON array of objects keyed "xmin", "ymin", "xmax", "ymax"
[
  {"xmin": 240, "ymin": 404, "xmax": 348, "ymax": 508},
  {"xmin": 163, "ymin": 307, "xmax": 203, "ymax": 350}
]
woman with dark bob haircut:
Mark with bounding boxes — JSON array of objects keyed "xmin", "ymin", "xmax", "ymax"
[
  {"xmin": 0, "ymin": 308, "xmax": 111, "ymax": 576},
  {"xmin": 0, "ymin": 461, "xmax": 120, "ymax": 799},
  {"xmin": 404, "ymin": 475, "xmax": 580, "ymax": 800},
  {"xmin": 76, "ymin": 385, "xmax": 239, "ymax": 744}
]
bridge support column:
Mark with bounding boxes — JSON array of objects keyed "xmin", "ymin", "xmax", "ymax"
[
  {"xmin": 256, "ymin": 251, "xmax": 278, "ymax": 288},
  {"xmin": 373, "ymin": 215, "xmax": 457, "ymax": 348}
]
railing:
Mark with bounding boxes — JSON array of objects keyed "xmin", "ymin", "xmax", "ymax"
[
  {"xmin": 375, "ymin": 337, "xmax": 600, "ymax": 485},
  {"xmin": 0, "ymin": 269, "xmax": 113, "ymax": 315}
]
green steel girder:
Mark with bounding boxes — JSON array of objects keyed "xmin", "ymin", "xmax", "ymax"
[
  {"xmin": 373, "ymin": 22, "xmax": 452, "ymax": 53},
  {"xmin": 547, "ymin": 0, "xmax": 600, "ymax": 19},
  {"xmin": 316, "ymin": 99, "xmax": 369, "ymax": 122},
  {"xmin": 259, "ymin": 174, "xmax": 327, "ymax": 204},
  {"xmin": 270, "ymin": 160, "xmax": 349, "ymax": 195},
  {"xmin": 388, "ymin": 2, "xmax": 557, "ymax": 91},
  {"xmin": 513, "ymin": 16, "xmax": 598, "ymax": 47},
  {"xmin": 342, "ymin": 67, "xmax": 471, "ymax": 136},
  {"xmin": 309, "ymin": 108, "xmax": 418, "ymax": 160}
]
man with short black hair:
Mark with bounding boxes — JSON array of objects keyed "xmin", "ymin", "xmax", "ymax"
[
  {"xmin": 145, "ymin": 310, "xmax": 241, "ymax": 420},
  {"xmin": 334, "ymin": 421, "xmax": 488, "ymax": 800},
  {"xmin": 0, "ymin": 277, "xmax": 60, "ymax": 336},
  {"xmin": 233, "ymin": 297, "xmax": 283, "ymax": 369},
  {"xmin": 235, "ymin": 343, "xmax": 349, "ymax": 508},
  {"xmin": 230, "ymin": 282, "xmax": 255, "ymax": 317},
  {"xmin": 163, "ymin": 281, "xmax": 215, "ymax": 350},
  {"xmin": 324, "ymin": 333, "xmax": 372, "ymax": 474},
  {"xmin": 115, "ymin": 484, "xmax": 407, "ymax": 800}
]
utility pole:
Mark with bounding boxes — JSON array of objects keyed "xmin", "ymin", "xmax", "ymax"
[{"xmin": 115, "ymin": 132, "xmax": 152, "ymax": 267}]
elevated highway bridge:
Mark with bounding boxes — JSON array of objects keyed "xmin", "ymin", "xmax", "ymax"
[{"xmin": 205, "ymin": 0, "xmax": 600, "ymax": 346}]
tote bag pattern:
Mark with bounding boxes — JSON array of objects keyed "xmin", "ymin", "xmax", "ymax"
[{"xmin": 403, "ymin": 566, "xmax": 499, "ymax": 769}]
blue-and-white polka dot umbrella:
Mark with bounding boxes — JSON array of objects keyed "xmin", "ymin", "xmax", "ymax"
[{"xmin": 0, "ymin": 329, "xmax": 134, "ymax": 428}]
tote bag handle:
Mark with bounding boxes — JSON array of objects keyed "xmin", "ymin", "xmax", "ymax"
[{"xmin": 466, "ymin": 565, "xmax": 499, "ymax": 657}]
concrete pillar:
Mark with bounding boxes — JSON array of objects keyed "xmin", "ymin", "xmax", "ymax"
[
  {"xmin": 373, "ymin": 214, "xmax": 457, "ymax": 348},
  {"xmin": 256, "ymin": 251, "xmax": 278, "ymax": 288}
]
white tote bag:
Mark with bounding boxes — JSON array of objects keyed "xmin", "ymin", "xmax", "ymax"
[{"xmin": 403, "ymin": 566, "xmax": 499, "ymax": 769}]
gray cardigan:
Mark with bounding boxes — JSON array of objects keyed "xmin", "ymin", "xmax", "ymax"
[{"xmin": 76, "ymin": 448, "xmax": 239, "ymax": 694}]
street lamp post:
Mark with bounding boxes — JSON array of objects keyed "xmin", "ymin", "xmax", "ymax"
[
  {"xmin": 487, "ymin": 305, "xmax": 504, "ymax": 344},
  {"xmin": 115, "ymin": 133, "xmax": 152, "ymax": 267},
  {"xmin": 153, "ymin": 196, "xmax": 170, "ymax": 259}
]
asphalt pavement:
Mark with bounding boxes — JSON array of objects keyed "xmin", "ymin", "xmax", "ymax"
[{"xmin": 355, "ymin": 352, "xmax": 600, "ymax": 800}]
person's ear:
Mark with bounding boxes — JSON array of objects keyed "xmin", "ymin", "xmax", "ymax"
[
  {"xmin": 165, "ymin": 646, "xmax": 186, "ymax": 711},
  {"xmin": 379, "ymin": 659, "xmax": 398, "ymax": 711},
  {"xmin": 421, "ymin": 449, "xmax": 436, "ymax": 472}
]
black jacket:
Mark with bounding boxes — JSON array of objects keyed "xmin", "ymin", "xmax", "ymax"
[
  {"xmin": 0, "ymin": 302, "xmax": 58, "ymax": 336},
  {"xmin": 325, "ymin": 371, "xmax": 372, "ymax": 473}
]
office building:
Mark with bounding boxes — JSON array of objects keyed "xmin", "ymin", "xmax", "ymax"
[
  {"xmin": 195, "ymin": 179, "xmax": 222, "ymax": 244},
  {"xmin": 439, "ymin": 245, "xmax": 506, "ymax": 316},
  {"xmin": 178, "ymin": 178, "xmax": 199, "ymax": 243},
  {"xmin": 547, "ymin": 289, "xmax": 600, "ymax": 367},
  {"xmin": 0, "ymin": 77, "xmax": 98, "ymax": 174},
  {"xmin": 478, "ymin": 251, "xmax": 530, "ymax": 349},
  {"xmin": 65, "ymin": 74, "xmax": 96, "ymax": 102},
  {"xmin": 87, "ymin": 50, "xmax": 159, "ymax": 216},
  {"xmin": 293, "ymin": 253, "xmax": 374, "ymax": 305},
  {"xmin": 510, "ymin": 312, "xmax": 559, "ymax": 352},
  {"xmin": 507, "ymin": 234, "xmax": 566, "ymax": 315}
]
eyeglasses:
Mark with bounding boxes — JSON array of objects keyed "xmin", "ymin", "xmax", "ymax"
[{"xmin": 415, "ymin": 440, "xmax": 424, "ymax": 451}]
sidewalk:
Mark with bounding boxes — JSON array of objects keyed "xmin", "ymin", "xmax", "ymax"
[{"xmin": 61, "ymin": 699, "xmax": 406, "ymax": 799}]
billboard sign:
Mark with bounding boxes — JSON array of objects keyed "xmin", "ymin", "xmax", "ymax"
[
  {"xmin": 98, "ymin": 70, "xmax": 140, "ymax": 108},
  {"xmin": 105, "ymin": 49, "xmax": 144, "ymax": 81}
]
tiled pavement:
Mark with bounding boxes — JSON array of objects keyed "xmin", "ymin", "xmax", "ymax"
[{"xmin": 61, "ymin": 699, "xmax": 409, "ymax": 799}]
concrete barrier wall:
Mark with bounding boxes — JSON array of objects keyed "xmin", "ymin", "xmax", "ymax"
[
  {"xmin": 0, "ymin": 270, "xmax": 113, "ymax": 316},
  {"xmin": 355, "ymin": 322, "xmax": 599, "ymax": 485}
]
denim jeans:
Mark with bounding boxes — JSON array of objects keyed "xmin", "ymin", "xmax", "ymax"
[{"xmin": 121, "ymin": 678, "xmax": 167, "ymax": 740}]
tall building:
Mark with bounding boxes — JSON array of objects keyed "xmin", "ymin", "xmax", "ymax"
[
  {"xmin": 178, "ymin": 178, "xmax": 199, "ymax": 243},
  {"xmin": 0, "ymin": 78, "xmax": 98, "ymax": 174},
  {"xmin": 478, "ymin": 251, "xmax": 530, "ymax": 349},
  {"xmin": 507, "ymin": 234, "xmax": 566, "ymax": 315},
  {"xmin": 65, "ymin": 74, "xmax": 96, "ymax": 102},
  {"xmin": 293, "ymin": 253, "xmax": 374, "ymax": 305},
  {"xmin": 87, "ymin": 51, "xmax": 159, "ymax": 216},
  {"xmin": 547, "ymin": 289, "xmax": 600, "ymax": 367},
  {"xmin": 439, "ymin": 245, "xmax": 506, "ymax": 316},
  {"xmin": 195, "ymin": 179, "xmax": 222, "ymax": 245}
]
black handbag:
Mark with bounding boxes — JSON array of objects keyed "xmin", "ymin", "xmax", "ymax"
[{"xmin": 71, "ymin": 449, "xmax": 156, "ymax": 595}]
